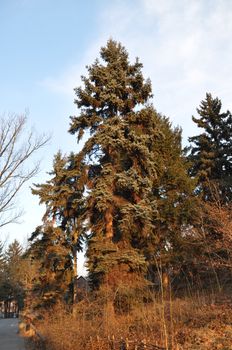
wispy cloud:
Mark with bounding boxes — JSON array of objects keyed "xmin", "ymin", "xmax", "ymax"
[
  {"xmin": 41, "ymin": 64, "xmax": 82, "ymax": 96},
  {"xmin": 40, "ymin": 0, "xmax": 232, "ymax": 141}
]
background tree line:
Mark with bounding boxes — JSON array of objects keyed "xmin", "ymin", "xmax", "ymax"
[{"xmin": 0, "ymin": 239, "xmax": 37, "ymax": 314}]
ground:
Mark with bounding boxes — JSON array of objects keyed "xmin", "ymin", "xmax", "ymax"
[{"xmin": 0, "ymin": 318, "xmax": 25, "ymax": 350}]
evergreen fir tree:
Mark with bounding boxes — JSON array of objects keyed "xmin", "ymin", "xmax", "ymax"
[
  {"xmin": 188, "ymin": 93, "xmax": 232, "ymax": 202},
  {"xmin": 5, "ymin": 239, "xmax": 23, "ymax": 263},
  {"xmin": 69, "ymin": 40, "xmax": 155, "ymax": 308},
  {"xmin": 30, "ymin": 151, "xmax": 86, "ymax": 307}
]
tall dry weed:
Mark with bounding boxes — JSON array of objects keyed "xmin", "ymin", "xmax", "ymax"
[{"xmin": 30, "ymin": 289, "xmax": 232, "ymax": 350}]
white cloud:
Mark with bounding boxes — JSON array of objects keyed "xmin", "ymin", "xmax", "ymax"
[
  {"xmin": 100, "ymin": 0, "xmax": 232, "ymax": 137},
  {"xmin": 40, "ymin": 0, "xmax": 232, "ymax": 140}
]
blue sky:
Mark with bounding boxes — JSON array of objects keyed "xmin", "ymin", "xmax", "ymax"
[{"xmin": 1, "ymin": 0, "xmax": 232, "ymax": 274}]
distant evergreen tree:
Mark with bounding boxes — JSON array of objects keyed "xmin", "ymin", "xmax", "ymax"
[
  {"xmin": 2, "ymin": 240, "xmax": 24, "ymax": 307},
  {"xmin": 188, "ymin": 93, "xmax": 232, "ymax": 202},
  {"xmin": 5, "ymin": 239, "xmax": 23, "ymax": 263}
]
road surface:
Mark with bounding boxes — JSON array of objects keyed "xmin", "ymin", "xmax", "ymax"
[{"xmin": 0, "ymin": 318, "xmax": 25, "ymax": 350}]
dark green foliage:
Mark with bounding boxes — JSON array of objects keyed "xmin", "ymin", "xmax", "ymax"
[
  {"xmin": 29, "ymin": 151, "xmax": 86, "ymax": 308},
  {"xmin": 188, "ymin": 93, "xmax": 232, "ymax": 202}
]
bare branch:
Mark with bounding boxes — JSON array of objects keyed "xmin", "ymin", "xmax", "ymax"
[{"xmin": 0, "ymin": 113, "xmax": 50, "ymax": 229}]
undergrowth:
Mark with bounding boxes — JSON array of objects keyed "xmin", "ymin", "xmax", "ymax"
[{"xmin": 28, "ymin": 288, "xmax": 232, "ymax": 350}]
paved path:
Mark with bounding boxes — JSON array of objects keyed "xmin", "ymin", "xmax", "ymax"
[{"xmin": 0, "ymin": 319, "xmax": 25, "ymax": 350}]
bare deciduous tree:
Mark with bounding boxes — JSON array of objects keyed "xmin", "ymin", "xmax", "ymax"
[{"xmin": 0, "ymin": 113, "xmax": 49, "ymax": 228}]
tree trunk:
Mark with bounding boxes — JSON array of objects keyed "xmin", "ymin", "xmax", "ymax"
[
  {"xmin": 73, "ymin": 250, "xmax": 78, "ymax": 302},
  {"xmin": 105, "ymin": 208, "xmax": 113, "ymax": 239}
]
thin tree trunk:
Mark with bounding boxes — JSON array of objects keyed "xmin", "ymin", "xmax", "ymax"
[{"xmin": 73, "ymin": 250, "xmax": 78, "ymax": 302}]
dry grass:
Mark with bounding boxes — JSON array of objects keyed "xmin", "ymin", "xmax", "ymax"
[{"xmin": 28, "ymin": 289, "xmax": 232, "ymax": 350}]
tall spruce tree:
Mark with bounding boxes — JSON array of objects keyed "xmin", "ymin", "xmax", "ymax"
[
  {"xmin": 188, "ymin": 93, "xmax": 232, "ymax": 202},
  {"xmin": 69, "ymin": 40, "xmax": 156, "ymax": 308},
  {"xmin": 69, "ymin": 40, "xmax": 195, "ymax": 308}
]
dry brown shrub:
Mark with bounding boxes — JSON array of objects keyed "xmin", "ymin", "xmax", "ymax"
[{"xmin": 28, "ymin": 288, "xmax": 232, "ymax": 350}]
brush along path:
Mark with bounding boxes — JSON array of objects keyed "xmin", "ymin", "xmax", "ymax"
[{"xmin": 0, "ymin": 318, "xmax": 25, "ymax": 350}]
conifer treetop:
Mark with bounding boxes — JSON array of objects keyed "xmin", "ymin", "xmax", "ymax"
[
  {"xmin": 69, "ymin": 39, "xmax": 152, "ymax": 141},
  {"xmin": 189, "ymin": 93, "xmax": 232, "ymax": 201}
]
